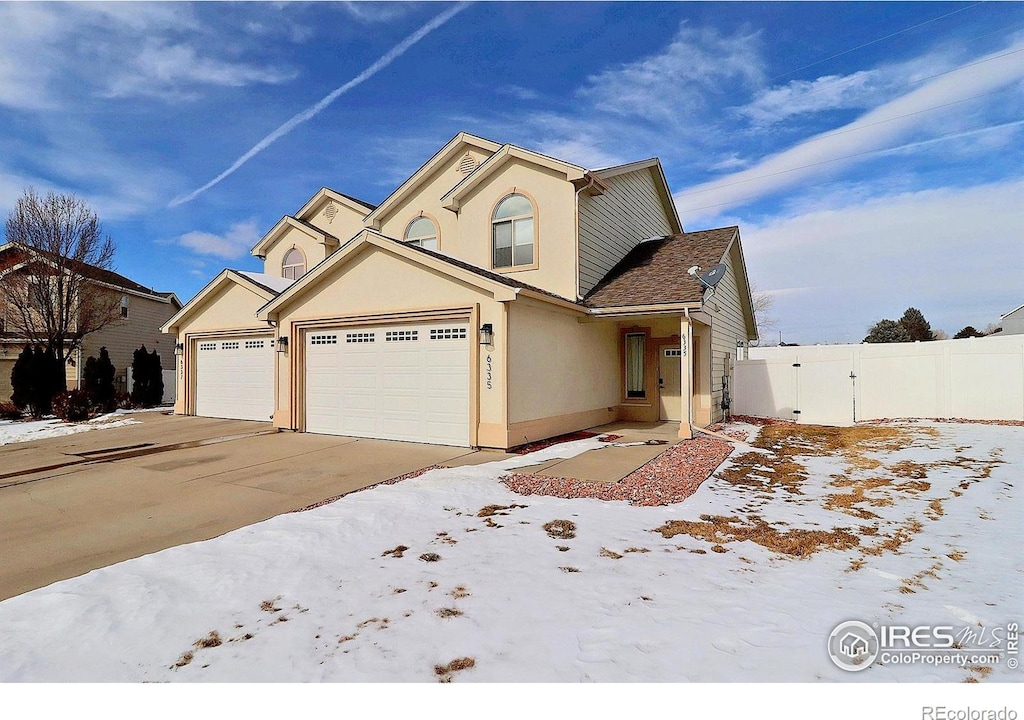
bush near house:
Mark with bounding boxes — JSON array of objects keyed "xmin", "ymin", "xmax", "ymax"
[
  {"xmin": 130, "ymin": 346, "xmax": 164, "ymax": 408},
  {"xmin": 0, "ymin": 402, "xmax": 23, "ymax": 420},
  {"xmin": 10, "ymin": 345, "xmax": 64, "ymax": 417},
  {"xmin": 82, "ymin": 347, "xmax": 117, "ymax": 413},
  {"xmin": 52, "ymin": 389, "xmax": 92, "ymax": 422}
]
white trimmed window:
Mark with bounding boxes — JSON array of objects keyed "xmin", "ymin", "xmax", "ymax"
[
  {"xmin": 282, "ymin": 248, "xmax": 306, "ymax": 280},
  {"xmin": 492, "ymin": 194, "xmax": 534, "ymax": 269},
  {"xmin": 404, "ymin": 216, "xmax": 438, "ymax": 250},
  {"xmin": 120, "ymin": 295, "xmax": 129, "ymax": 318}
]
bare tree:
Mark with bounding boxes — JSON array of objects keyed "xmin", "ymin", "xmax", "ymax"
[
  {"xmin": 749, "ymin": 283, "xmax": 777, "ymax": 345},
  {"xmin": 0, "ymin": 188, "xmax": 119, "ymax": 390}
]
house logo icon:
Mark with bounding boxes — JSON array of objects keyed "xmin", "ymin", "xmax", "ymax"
[{"xmin": 828, "ymin": 621, "xmax": 880, "ymax": 672}]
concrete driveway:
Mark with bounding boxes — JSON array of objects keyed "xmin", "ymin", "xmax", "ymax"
[{"xmin": 0, "ymin": 412, "xmax": 488, "ymax": 601}]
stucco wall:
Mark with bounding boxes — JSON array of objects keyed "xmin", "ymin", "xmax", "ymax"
[
  {"xmin": 507, "ymin": 297, "xmax": 619, "ymax": 444},
  {"xmin": 377, "ymin": 146, "xmax": 492, "ymax": 255},
  {"xmin": 380, "ymin": 155, "xmax": 579, "ymax": 301},
  {"xmin": 271, "ymin": 245, "xmax": 507, "ymax": 444},
  {"xmin": 301, "ymin": 197, "xmax": 367, "ymax": 245},
  {"xmin": 578, "ymin": 168, "xmax": 674, "ymax": 297},
  {"xmin": 262, "ymin": 225, "xmax": 330, "ymax": 279}
]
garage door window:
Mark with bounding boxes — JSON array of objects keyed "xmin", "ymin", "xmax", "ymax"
[
  {"xmin": 430, "ymin": 327, "xmax": 468, "ymax": 340},
  {"xmin": 385, "ymin": 330, "xmax": 418, "ymax": 342},
  {"xmin": 310, "ymin": 335, "xmax": 338, "ymax": 345},
  {"xmin": 346, "ymin": 332, "xmax": 375, "ymax": 343}
]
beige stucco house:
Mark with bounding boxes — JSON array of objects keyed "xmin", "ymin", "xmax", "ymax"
[
  {"xmin": 0, "ymin": 243, "xmax": 181, "ymax": 402},
  {"xmin": 162, "ymin": 132, "xmax": 757, "ymax": 449}
]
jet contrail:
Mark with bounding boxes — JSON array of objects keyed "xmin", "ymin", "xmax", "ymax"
[{"xmin": 169, "ymin": 2, "xmax": 470, "ymax": 208}]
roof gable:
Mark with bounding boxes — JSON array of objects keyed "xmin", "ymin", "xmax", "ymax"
[
  {"xmin": 250, "ymin": 216, "xmax": 339, "ymax": 258},
  {"xmin": 591, "ymin": 158, "xmax": 683, "ymax": 234},
  {"xmin": 364, "ymin": 132, "xmax": 501, "ymax": 229},
  {"xmin": 295, "ymin": 187, "xmax": 376, "ymax": 223},
  {"xmin": 440, "ymin": 144, "xmax": 588, "ymax": 212},
  {"xmin": 161, "ymin": 269, "xmax": 285, "ymax": 334},
  {"xmin": 257, "ymin": 229, "xmax": 581, "ymax": 321}
]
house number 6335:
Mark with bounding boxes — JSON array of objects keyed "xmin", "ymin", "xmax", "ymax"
[{"xmin": 485, "ymin": 355, "xmax": 493, "ymax": 390}]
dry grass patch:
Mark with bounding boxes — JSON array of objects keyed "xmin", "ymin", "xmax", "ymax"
[
  {"xmin": 560, "ymin": 566, "xmax": 580, "ymax": 573},
  {"xmin": 600, "ymin": 548, "xmax": 623, "ymax": 559},
  {"xmin": 556, "ymin": 545, "xmax": 570, "ymax": 552},
  {"xmin": 435, "ymin": 607, "xmax": 463, "ymax": 619},
  {"xmin": 172, "ymin": 651, "xmax": 194, "ymax": 669},
  {"xmin": 625, "ymin": 547, "xmax": 650, "ymax": 554},
  {"xmin": 947, "ymin": 550, "xmax": 966, "ymax": 562},
  {"xmin": 655, "ymin": 514, "xmax": 860, "ymax": 558},
  {"xmin": 260, "ymin": 598, "xmax": 282, "ymax": 613},
  {"xmin": 847, "ymin": 558, "xmax": 866, "ymax": 572},
  {"xmin": 194, "ymin": 631, "xmax": 222, "ymax": 649},
  {"xmin": 925, "ymin": 498, "xmax": 946, "ymax": 520},
  {"xmin": 435, "ymin": 657, "xmax": 475, "ymax": 682},
  {"xmin": 543, "ymin": 519, "xmax": 577, "ymax": 539},
  {"xmin": 382, "ymin": 545, "xmax": 409, "ymax": 558},
  {"xmin": 863, "ymin": 519, "xmax": 923, "ymax": 556},
  {"xmin": 449, "ymin": 585, "xmax": 470, "ymax": 600},
  {"xmin": 477, "ymin": 504, "xmax": 526, "ymax": 517},
  {"xmin": 419, "ymin": 553, "xmax": 442, "ymax": 563}
]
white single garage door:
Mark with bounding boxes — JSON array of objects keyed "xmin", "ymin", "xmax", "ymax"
[
  {"xmin": 195, "ymin": 336, "xmax": 275, "ymax": 422},
  {"xmin": 305, "ymin": 321, "xmax": 470, "ymax": 446}
]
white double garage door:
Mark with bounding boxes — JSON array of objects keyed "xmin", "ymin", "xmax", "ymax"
[{"xmin": 194, "ymin": 321, "xmax": 470, "ymax": 446}]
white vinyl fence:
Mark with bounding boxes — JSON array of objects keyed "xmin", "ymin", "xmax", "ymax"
[
  {"xmin": 126, "ymin": 367, "xmax": 177, "ymax": 405},
  {"xmin": 734, "ymin": 335, "xmax": 1024, "ymax": 425}
]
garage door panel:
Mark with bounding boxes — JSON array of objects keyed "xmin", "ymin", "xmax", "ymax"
[
  {"xmin": 195, "ymin": 336, "xmax": 275, "ymax": 422},
  {"xmin": 305, "ymin": 321, "xmax": 469, "ymax": 446}
]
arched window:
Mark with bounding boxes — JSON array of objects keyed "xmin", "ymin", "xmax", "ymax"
[
  {"xmin": 492, "ymin": 194, "xmax": 534, "ymax": 269},
  {"xmin": 282, "ymin": 248, "xmax": 306, "ymax": 280},
  {"xmin": 404, "ymin": 216, "xmax": 438, "ymax": 250}
]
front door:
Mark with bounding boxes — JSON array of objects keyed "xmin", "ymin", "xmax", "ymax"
[{"xmin": 659, "ymin": 347, "xmax": 682, "ymax": 421}]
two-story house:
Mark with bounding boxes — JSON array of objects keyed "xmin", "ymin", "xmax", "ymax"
[
  {"xmin": 0, "ymin": 242, "xmax": 181, "ymax": 402},
  {"xmin": 162, "ymin": 132, "xmax": 757, "ymax": 449}
]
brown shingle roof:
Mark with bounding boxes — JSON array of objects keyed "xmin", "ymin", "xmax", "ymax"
[
  {"xmin": 0, "ymin": 243, "xmax": 169, "ymax": 299},
  {"xmin": 583, "ymin": 227, "xmax": 738, "ymax": 308}
]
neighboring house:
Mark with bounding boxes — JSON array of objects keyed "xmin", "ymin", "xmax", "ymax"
[
  {"xmin": 997, "ymin": 303, "xmax": 1024, "ymax": 335},
  {"xmin": 0, "ymin": 242, "xmax": 182, "ymax": 402},
  {"xmin": 163, "ymin": 132, "xmax": 757, "ymax": 449}
]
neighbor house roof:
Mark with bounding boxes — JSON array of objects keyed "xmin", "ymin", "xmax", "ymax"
[
  {"xmin": 0, "ymin": 242, "xmax": 178, "ymax": 303},
  {"xmin": 583, "ymin": 227, "xmax": 738, "ymax": 309}
]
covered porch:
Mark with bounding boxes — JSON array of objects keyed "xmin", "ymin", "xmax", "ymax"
[{"xmin": 590, "ymin": 309, "xmax": 714, "ymax": 440}]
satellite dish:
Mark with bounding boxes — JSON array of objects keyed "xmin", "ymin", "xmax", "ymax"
[{"xmin": 698, "ymin": 263, "xmax": 727, "ymax": 290}]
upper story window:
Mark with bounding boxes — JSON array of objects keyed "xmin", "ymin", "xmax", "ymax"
[
  {"xmin": 282, "ymin": 248, "xmax": 306, "ymax": 280},
  {"xmin": 404, "ymin": 216, "xmax": 438, "ymax": 251},
  {"xmin": 492, "ymin": 193, "xmax": 534, "ymax": 269},
  {"xmin": 120, "ymin": 295, "xmax": 129, "ymax": 319}
]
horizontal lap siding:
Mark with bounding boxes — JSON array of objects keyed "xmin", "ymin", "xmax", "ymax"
[
  {"xmin": 80, "ymin": 293, "xmax": 179, "ymax": 389},
  {"xmin": 579, "ymin": 169, "xmax": 674, "ymax": 297},
  {"xmin": 709, "ymin": 243, "xmax": 749, "ymax": 422}
]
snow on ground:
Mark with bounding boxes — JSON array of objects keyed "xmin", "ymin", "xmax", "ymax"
[
  {"xmin": 0, "ymin": 422, "xmax": 1019, "ymax": 682},
  {"xmin": 0, "ymin": 412, "xmax": 144, "ymax": 446}
]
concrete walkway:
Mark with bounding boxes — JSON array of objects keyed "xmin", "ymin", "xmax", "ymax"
[
  {"xmin": 515, "ymin": 421, "xmax": 681, "ymax": 483},
  {"xmin": 0, "ymin": 412, "xmax": 490, "ymax": 601}
]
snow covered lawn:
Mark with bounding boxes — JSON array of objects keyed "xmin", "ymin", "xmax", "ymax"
[
  {"xmin": 0, "ymin": 410, "xmax": 145, "ymax": 446},
  {"xmin": 0, "ymin": 421, "xmax": 1019, "ymax": 682}
]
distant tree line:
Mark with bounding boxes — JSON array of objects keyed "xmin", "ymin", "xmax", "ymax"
[{"xmin": 864, "ymin": 307, "xmax": 1003, "ymax": 344}]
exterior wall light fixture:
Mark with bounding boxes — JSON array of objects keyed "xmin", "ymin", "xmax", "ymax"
[
  {"xmin": 276, "ymin": 336, "xmax": 289, "ymax": 353},
  {"xmin": 479, "ymin": 323, "xmax": 494, "ymax": 346}
]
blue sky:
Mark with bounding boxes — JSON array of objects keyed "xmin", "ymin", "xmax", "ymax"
[{"xmin": 1, "ymin": 1, "xmax": 1021, "ymax": 344}]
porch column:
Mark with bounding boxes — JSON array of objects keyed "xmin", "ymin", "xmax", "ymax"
[{"xmin": 679, "ymin": 314, "xmax": 693, "ymax": 439}]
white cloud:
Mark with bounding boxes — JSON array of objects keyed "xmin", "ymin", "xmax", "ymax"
[
  {"xmin": 577, "ymin": 24, "xmax": 764, "ymax": 126},
  {"xmin": 740, "ymin": 70, "xmax": 884, "ymax": 125},
  {"xmin": 174, "ymin": 220, "xmax": 262, "ymax": 260},
  {"xmin": 741, "ymin": 179, "xmax": 1024, "ymax": 343},
  {"xmin": 675, "ymin": 41, "xmax": 1024, "ymax": 222},
  {"xmin": 0, "ymin": 3, "xmax": 299, "ymax": 109},
  {"xmin": 103, "ymin": 41, "xmax": 297, "ymax": 100},
  {"xmin": 336, "ymin": 2, "xmax": 424, "ymax": 24},
  {"xmin": 496, "ymin": 85, "xmax": 542, "ymax": 101}
]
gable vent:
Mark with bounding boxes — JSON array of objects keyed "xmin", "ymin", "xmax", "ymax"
[
  {"xmin": 457, "ymin": 152, "xmax": 477, "ymax": 175},
  {"xmin": 322, "ymin": 201, "xmax": 337, "ymax": 223}
]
